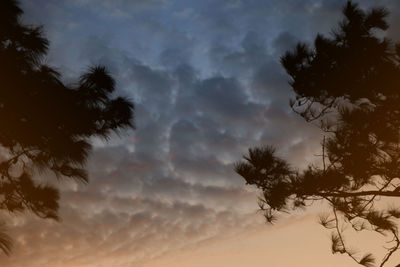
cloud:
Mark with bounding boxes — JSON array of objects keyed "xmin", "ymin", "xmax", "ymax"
[
  {"xmin": 7, "ymin": 0, "xmax": 398, "ymax": 266},
  {"xmin": 0, "ymin": 184, "xmax": 261, "ymax": 267},
  {"xmin": 71, "ymin": 0, "xmax": 170, "ymax": 17}
]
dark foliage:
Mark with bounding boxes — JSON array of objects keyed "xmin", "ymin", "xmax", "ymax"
[
  {"xmin": 236, "ymin": 1, "xmax": 400, "ymax": 266},
  {"xmin": 0, "ymin": 0, "xmax": 134, "ymax": 254}
]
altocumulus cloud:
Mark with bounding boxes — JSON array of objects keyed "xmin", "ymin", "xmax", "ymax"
[{"xmin": 2, "ymin": 0, "xmax": 400, "ymax": 266}]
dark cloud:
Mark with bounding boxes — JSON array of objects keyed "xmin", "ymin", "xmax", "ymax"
[
  {"xmin": 4, "ymin": 0, "xmax": 399, "ymax": 266},
  {"xmin": 272, "ymin": 31, "xmax": 298, "ymax": 57}
]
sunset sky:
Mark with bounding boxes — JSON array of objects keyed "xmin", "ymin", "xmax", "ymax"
[{"xmin": 2, "ymin": 0, "xmax": 400, "ymax": 266}]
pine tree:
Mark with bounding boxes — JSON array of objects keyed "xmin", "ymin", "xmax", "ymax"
[
  {"xmin": 236, "ymin": 2, "xmax": 400, "ymax": 266},
  {"xmin": 0, "ymin": 0, "xmax": 134, "ymax": 254}
]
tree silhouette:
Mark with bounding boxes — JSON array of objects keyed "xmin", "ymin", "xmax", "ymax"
[
  {"xmin": 0, "ymin": 0, "xmax": 134, "ymax": 254},
  {"xmin": 236, "ymin": 1, "xmax": 400, "ymax": 266}
]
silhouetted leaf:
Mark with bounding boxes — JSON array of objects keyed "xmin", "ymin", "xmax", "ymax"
[
  {"xmin": 359, "ymin": 253, "xmax": 375, "ymax": 267},
  {"xmin": 0, "ymin": 0, "xmax": 135, "ymax": 255},
  {"xmin": 237, "ymin": 1, "xmax": 400, "ymax": 265}
]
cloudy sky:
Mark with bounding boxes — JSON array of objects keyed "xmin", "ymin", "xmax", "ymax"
[{"xmin": 2, "ymin": 0, "xmax": 400, "ymax": 266}]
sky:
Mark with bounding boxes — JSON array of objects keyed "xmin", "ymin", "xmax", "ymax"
[{"xmin": 2, "ymin": 0, "xmax": 400, "ymax": 266}]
